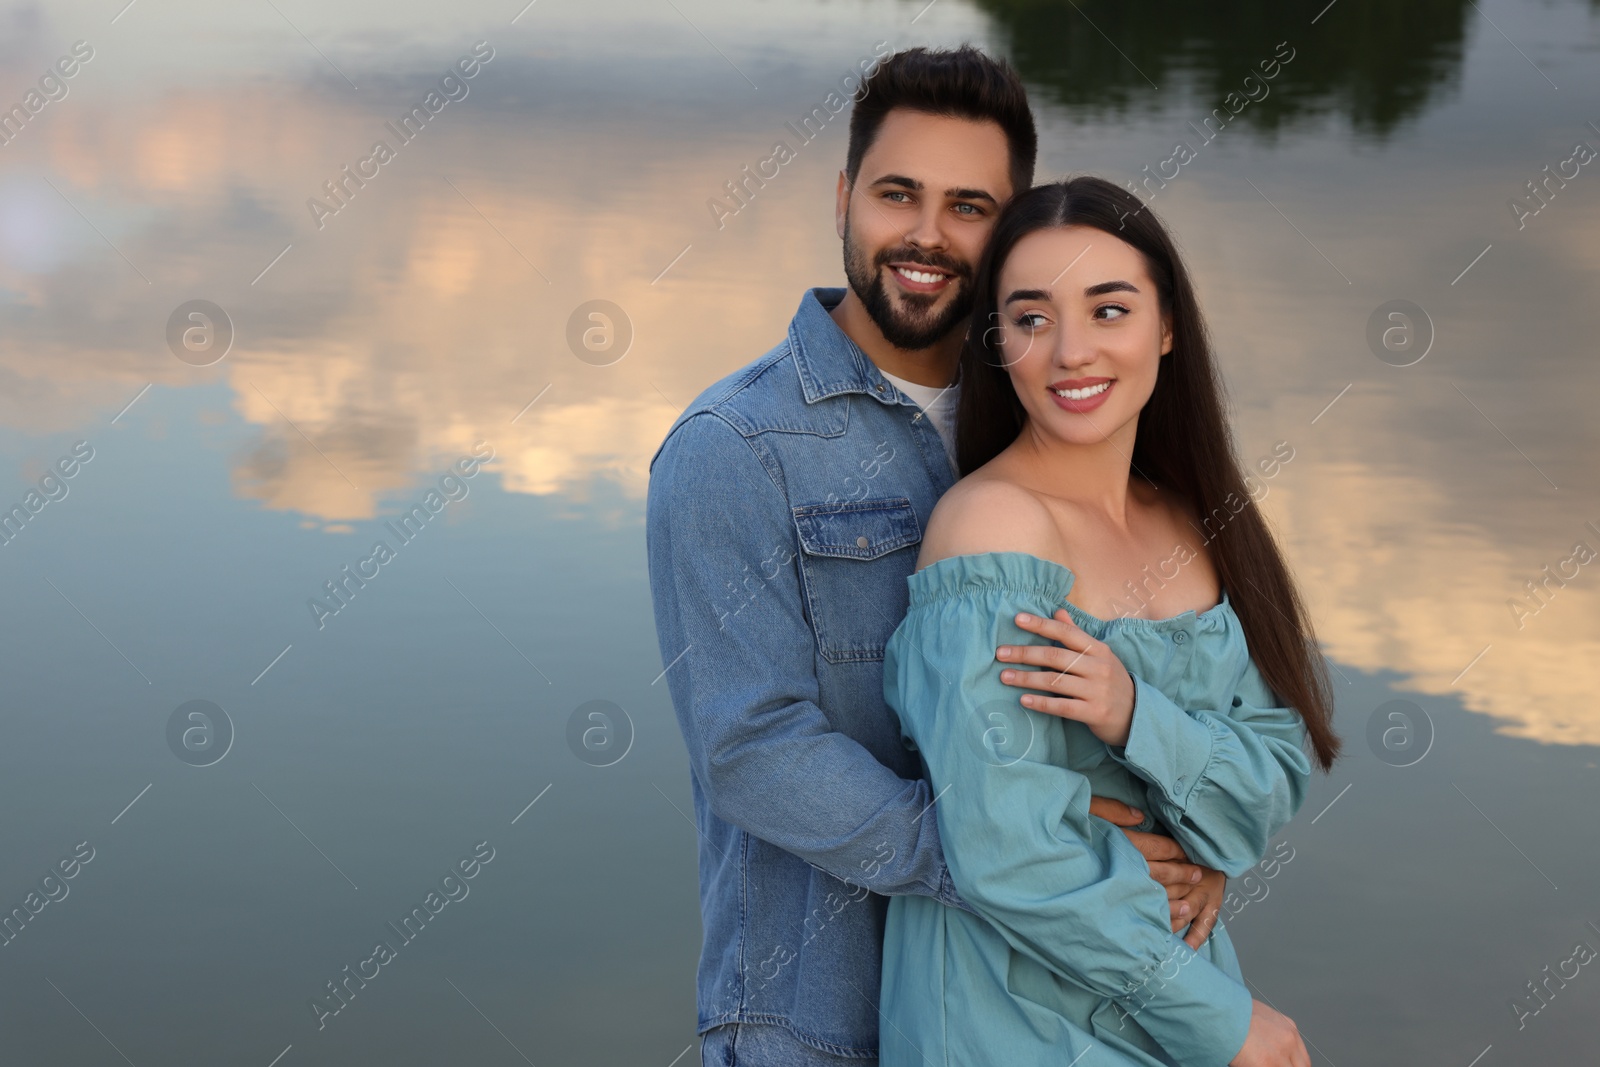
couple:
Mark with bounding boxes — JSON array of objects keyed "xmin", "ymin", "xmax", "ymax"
[{"xmin": 646, "ymin": 45, "xmax": 1340, "ymax": 1067}]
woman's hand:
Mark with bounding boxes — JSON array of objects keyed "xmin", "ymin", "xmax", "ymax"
[
  {"xmin": 997, "ymin": 609, "xmax": 1135, "ymax": 746},
  {"xmin": 1230, "ymin": 1000, "xmax": 1310, "ymax": 1066}
]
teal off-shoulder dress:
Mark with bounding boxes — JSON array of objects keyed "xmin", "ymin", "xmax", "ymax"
[{"xmin": 880, "ymin": 552, "xmax": 1313, "ymax": 1067}]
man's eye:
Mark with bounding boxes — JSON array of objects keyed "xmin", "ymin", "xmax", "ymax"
[
  {"xmin": 884, "ymin": 191, "xmax": 911, "ymax": 203},
  {"xmin": 953, "ymin": 203, "xmax": 981, "ymax": 215}
]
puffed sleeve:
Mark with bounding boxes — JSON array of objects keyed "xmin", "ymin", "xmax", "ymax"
[
  {"xmin": 885, "ymin": 571, "xmax": 1254, "ymax": 1067},
  {"xmin": 1106, "ymin": 642, "xmax": 1313, "ymax": 879}
]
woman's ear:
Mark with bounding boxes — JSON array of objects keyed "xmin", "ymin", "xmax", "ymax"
[{"xmin": 1159, "ymin": 311, "xmax": 1174, "ymax": 356}]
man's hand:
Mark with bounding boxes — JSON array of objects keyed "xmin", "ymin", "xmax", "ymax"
[{"xmin": 1089, "ymin": 796, "xmax": 1225, "ymax": 948}]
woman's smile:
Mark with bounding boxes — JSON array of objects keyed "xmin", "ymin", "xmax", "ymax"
[{"xmin": 1048, "ymin": 376, "xmax": 1115, "ymax": 412}]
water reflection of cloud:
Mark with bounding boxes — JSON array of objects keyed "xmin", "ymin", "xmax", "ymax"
[{"xmin": 2, "ymin": 16, "xmax": 1598, "ymax": 745}]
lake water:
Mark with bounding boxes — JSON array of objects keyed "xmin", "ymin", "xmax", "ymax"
[{"xmin": 1, "ymin": 0, "xmax": 1597, "ymax": 1063}]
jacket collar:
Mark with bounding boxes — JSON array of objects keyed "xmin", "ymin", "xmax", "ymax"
[{"xmin": 789, "ymin": 287, "xmax": 899, "ymax": 405}]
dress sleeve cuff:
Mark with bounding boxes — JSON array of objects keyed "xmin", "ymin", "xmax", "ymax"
[
  {"xmin": 1113, "ymin": 936, "xmax": 1254, "ymax": 1066},
  {"xmin": 1106, "ymin": 675, "xmax": 1218, "ymax": 815}
]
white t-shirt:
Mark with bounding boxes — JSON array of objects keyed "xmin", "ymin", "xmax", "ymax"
[{"xmin": 879, "ymin": 366, "xmax": 960, "ymax": 471}]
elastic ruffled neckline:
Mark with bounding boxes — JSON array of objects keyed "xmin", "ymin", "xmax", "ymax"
[{"xmin": 906, "ymin": 550, "xmax": 1232, "ymax": 634}]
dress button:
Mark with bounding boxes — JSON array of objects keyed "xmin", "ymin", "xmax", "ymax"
[
  {"xmin": 1172, "ymin": 630, "xmax": 1188, "ymax": 644},
  {"xmin": 856, "ymin": 536, "xmax": 870, "ymax": 549}
]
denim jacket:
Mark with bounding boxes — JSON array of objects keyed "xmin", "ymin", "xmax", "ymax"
[{"xmin": 645, "ymin": 287, "xmax": 977, "ymax": 1057}]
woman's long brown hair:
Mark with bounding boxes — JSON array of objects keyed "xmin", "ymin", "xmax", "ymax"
[{"xmin": 956, "ymin": 176, "xmax": 1341, "ymax": 771}]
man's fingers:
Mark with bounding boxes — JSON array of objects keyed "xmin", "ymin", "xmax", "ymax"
[
  {"xmin": 1146, "ymin": 861, "xmax": 1204, "ymax": 893},
  {"xmin": 1088, "ymin": 795, "xmax": 1144, "ymax": 827},
  {"xmin": 1121, "ymin": 829, "xmax": 1187, "ymax": 863},
  {"xmin": 1183, "ymin": 906, "xmax": 1221, "ymax": 950}
]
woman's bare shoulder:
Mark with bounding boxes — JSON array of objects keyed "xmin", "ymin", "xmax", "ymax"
[{"xmin": 917, "ymin": 475, "xmax": 1065, "ymax": 569}]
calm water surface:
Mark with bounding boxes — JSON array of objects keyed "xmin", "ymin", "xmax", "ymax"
[{"xmin": 1, "ymin": 0, "xmax": 1597, "ymax": 1063}]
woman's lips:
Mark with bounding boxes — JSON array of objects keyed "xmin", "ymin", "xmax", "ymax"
[{"xmin": 1048, "ymin": 379, "xmax": 1114, "ymax": 413}]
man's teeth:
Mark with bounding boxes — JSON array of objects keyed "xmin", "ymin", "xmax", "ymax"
[
  {"xmin": 1051, "ymin": 382, "xmax": 1111, "ymax": 400},
  {"xmin": 894, "ymin": 267, "xmax": 946, "ymax": 285}
]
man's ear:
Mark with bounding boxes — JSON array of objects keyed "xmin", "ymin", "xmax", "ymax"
[{"xmin": 835, "ymin": 170, "xmax": 850, "ymax": 240}]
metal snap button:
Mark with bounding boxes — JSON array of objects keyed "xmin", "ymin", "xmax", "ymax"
[
  {"xmin": 1173, "ymin": 630, "xmax": 1188, "ymax": 643},
  {"xmin": 856, "ymin": 536, "xmax": 870, "ymax": 548},
  {"xmin": 875, "ymin": 383, "xmax": 885, "ymax": 392}
]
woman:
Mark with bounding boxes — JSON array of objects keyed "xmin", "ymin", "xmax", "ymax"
[{"xmin": 878, "ymin": 177, "xmax": 1340, "ymax": 1067}]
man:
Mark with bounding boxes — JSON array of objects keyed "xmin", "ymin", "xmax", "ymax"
[{"xmin": 647, "ymin": 46, "xmax": 1231, "ymax": 1066}]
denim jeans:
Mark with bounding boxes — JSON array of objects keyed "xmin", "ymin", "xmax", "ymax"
[{"xmin": 701, "ymin": 1022, "xmax": 876, "ymax": 1067}]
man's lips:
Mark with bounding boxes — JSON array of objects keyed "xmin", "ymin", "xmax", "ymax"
[{"xmin": 886, "ymin": 262, "xmax": 956, "ymax": 293}]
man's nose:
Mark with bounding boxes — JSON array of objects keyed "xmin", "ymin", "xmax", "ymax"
[{"xmin": 904, "ymin": 202, "xmax": 949, "ymax": 252}]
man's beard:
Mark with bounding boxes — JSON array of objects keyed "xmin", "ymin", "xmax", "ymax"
[{"xmin": 842, "ymin": 215, "xmax": 974, "ymax": 351}]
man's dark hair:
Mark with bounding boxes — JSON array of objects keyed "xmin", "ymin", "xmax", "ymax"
[{"xmin": 846, "ymin": 45, "xmax": 1037, "ymax": 198}]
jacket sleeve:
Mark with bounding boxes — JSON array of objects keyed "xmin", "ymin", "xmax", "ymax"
[
  {"xmin": 885, "ymin": 588, "xmax": 1253, "ymax": 1067},
  {"xmin": 1105, "ymin": 651, "xmax": 1313, "ymax": 878},
  {"xmin": 646, "ymin": 411, "xmax": 974, "ymax": 913}
]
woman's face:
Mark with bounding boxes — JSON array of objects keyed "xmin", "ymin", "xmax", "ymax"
[{"xmin": 991, "ymin": 223, "xmax": 1172, "ymax": 448}]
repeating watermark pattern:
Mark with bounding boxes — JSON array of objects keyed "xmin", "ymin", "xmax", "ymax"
[
  {"xmin": 306, "ymin": 41, "xmax": 496, "ymax": 231},
  {"xmin": 754, "ymin": 876, "xmax": 872, "ymax": 991},
  {"xmin": 166, "ymin": 699, "xmax": 235, "ymax": 767},
  {"xmin": 1100, "ymin": 441, "xmax": 1293, "ymax": 620},
  {"xmin": 0, "ymin": 40, "xmax": 95, "ymax": 149},
  {"xmin": 1509, "ymin": 920, "xmax": 1600, "ymax": 1031},
  {"xmin": 1366, "ymin": 300, "xmax": 1434, "ymax": 367},
  {"xmin": 1366, "ymin": 698, "xmax": 1434, "ymax": 767},
  {"xmin": 565, "ymin": 300, "xmax": 633, "ymax": 366},
  {"xmin": 1118, "ymin": 41, "xmax": 1296, "ymax": 223},
  {"xmin": 1508, "ymin": 124, "xmax": 1598, "ymax": 231},
  {"xmin": 309, "ymin": 840, "xmax": 496, "ymax": 1031},
  {"xmin": 0, "ymin": 841, "xmax": 95, "ymax": 949},
  {"xmin": 308, "ymin": 442, "xmax": 494, "ymax": 629},
  {"xmin": 166, "ymin": 300, "xmax": 234, "ymax": 366},
  {"xmin": 1507, "ymin": 520, "xmax": 1599, "ymax": 631},
  {"xmin": 0, "ymin": 441, "xmax": 95, "ymax": 549},
  {"xmin": 1219, "ymin": 839, "xmax": 1295, "ymax": 922},
  {"xmin": 706, "ymin": 41, "xmax": 892, "ymax": 232},
  {"xmin": 565, "ymin": 700, "xmax": 635, "ymax": 767}
]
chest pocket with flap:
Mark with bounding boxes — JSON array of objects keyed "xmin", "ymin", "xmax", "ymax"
[{"xmin": 791, "ymin": 496, "xmax": 922, "ymax": 663}]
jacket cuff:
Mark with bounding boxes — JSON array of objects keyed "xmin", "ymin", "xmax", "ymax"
[
  {"xmin": 1111, "ymin": 936, "xmax": 1253, "ymax": 1066},
  {"xmin": 936, "ymin": 863, "xmax": 980, "ymax": 916},
  {"xmin": 1106, "ymin": 675, "xmax": 1217, "ymax": 815}
]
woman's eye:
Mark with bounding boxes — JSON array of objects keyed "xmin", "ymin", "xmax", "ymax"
[
  {"xmin": 1012, "ymin": 312, "xmax": 1048, "ymax": 330},
  {"xmin": 1095, "ymin": 304, "xmax": 1130, "ymax": 321}
]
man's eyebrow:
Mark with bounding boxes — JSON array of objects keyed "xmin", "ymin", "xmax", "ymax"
[
  {"xmin": 869, "ymin": 174, "xmax": 922, "ymax": 190},
  {"xmin": 1003, "ymin": 280, "xmax": 1142, "ymax": 304},
  {"xmin": 866, "ymin": 175, "xmax": 999, "ymax": 205},
  {"xmin": 946, "ymin": 187, "xmax": 999, "ymax": 205}
]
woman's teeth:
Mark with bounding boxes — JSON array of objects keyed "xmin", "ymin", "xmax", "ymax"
[{"xmin": 1051, "ymin": 382, "xmax": 1111, "ymax": 400}]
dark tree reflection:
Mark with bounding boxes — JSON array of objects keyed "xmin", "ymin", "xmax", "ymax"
[{"xmin": 973, "ymin": 0, "xmax": 1478, "ymax": 138}]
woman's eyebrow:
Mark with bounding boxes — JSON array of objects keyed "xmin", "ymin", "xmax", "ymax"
[{"xmin": 1003, "ymin": 279, "xmax": 1140, "ymax": 304}]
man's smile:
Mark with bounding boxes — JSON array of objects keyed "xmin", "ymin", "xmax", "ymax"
[{"xmin": 887, "ymin": 262, "xmax": 955, "ymax": 293}]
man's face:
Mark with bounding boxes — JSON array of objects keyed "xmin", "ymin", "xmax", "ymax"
[{"xmin": 836, "ymin": 110, "xmax": 1014, "ymax": 350}]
